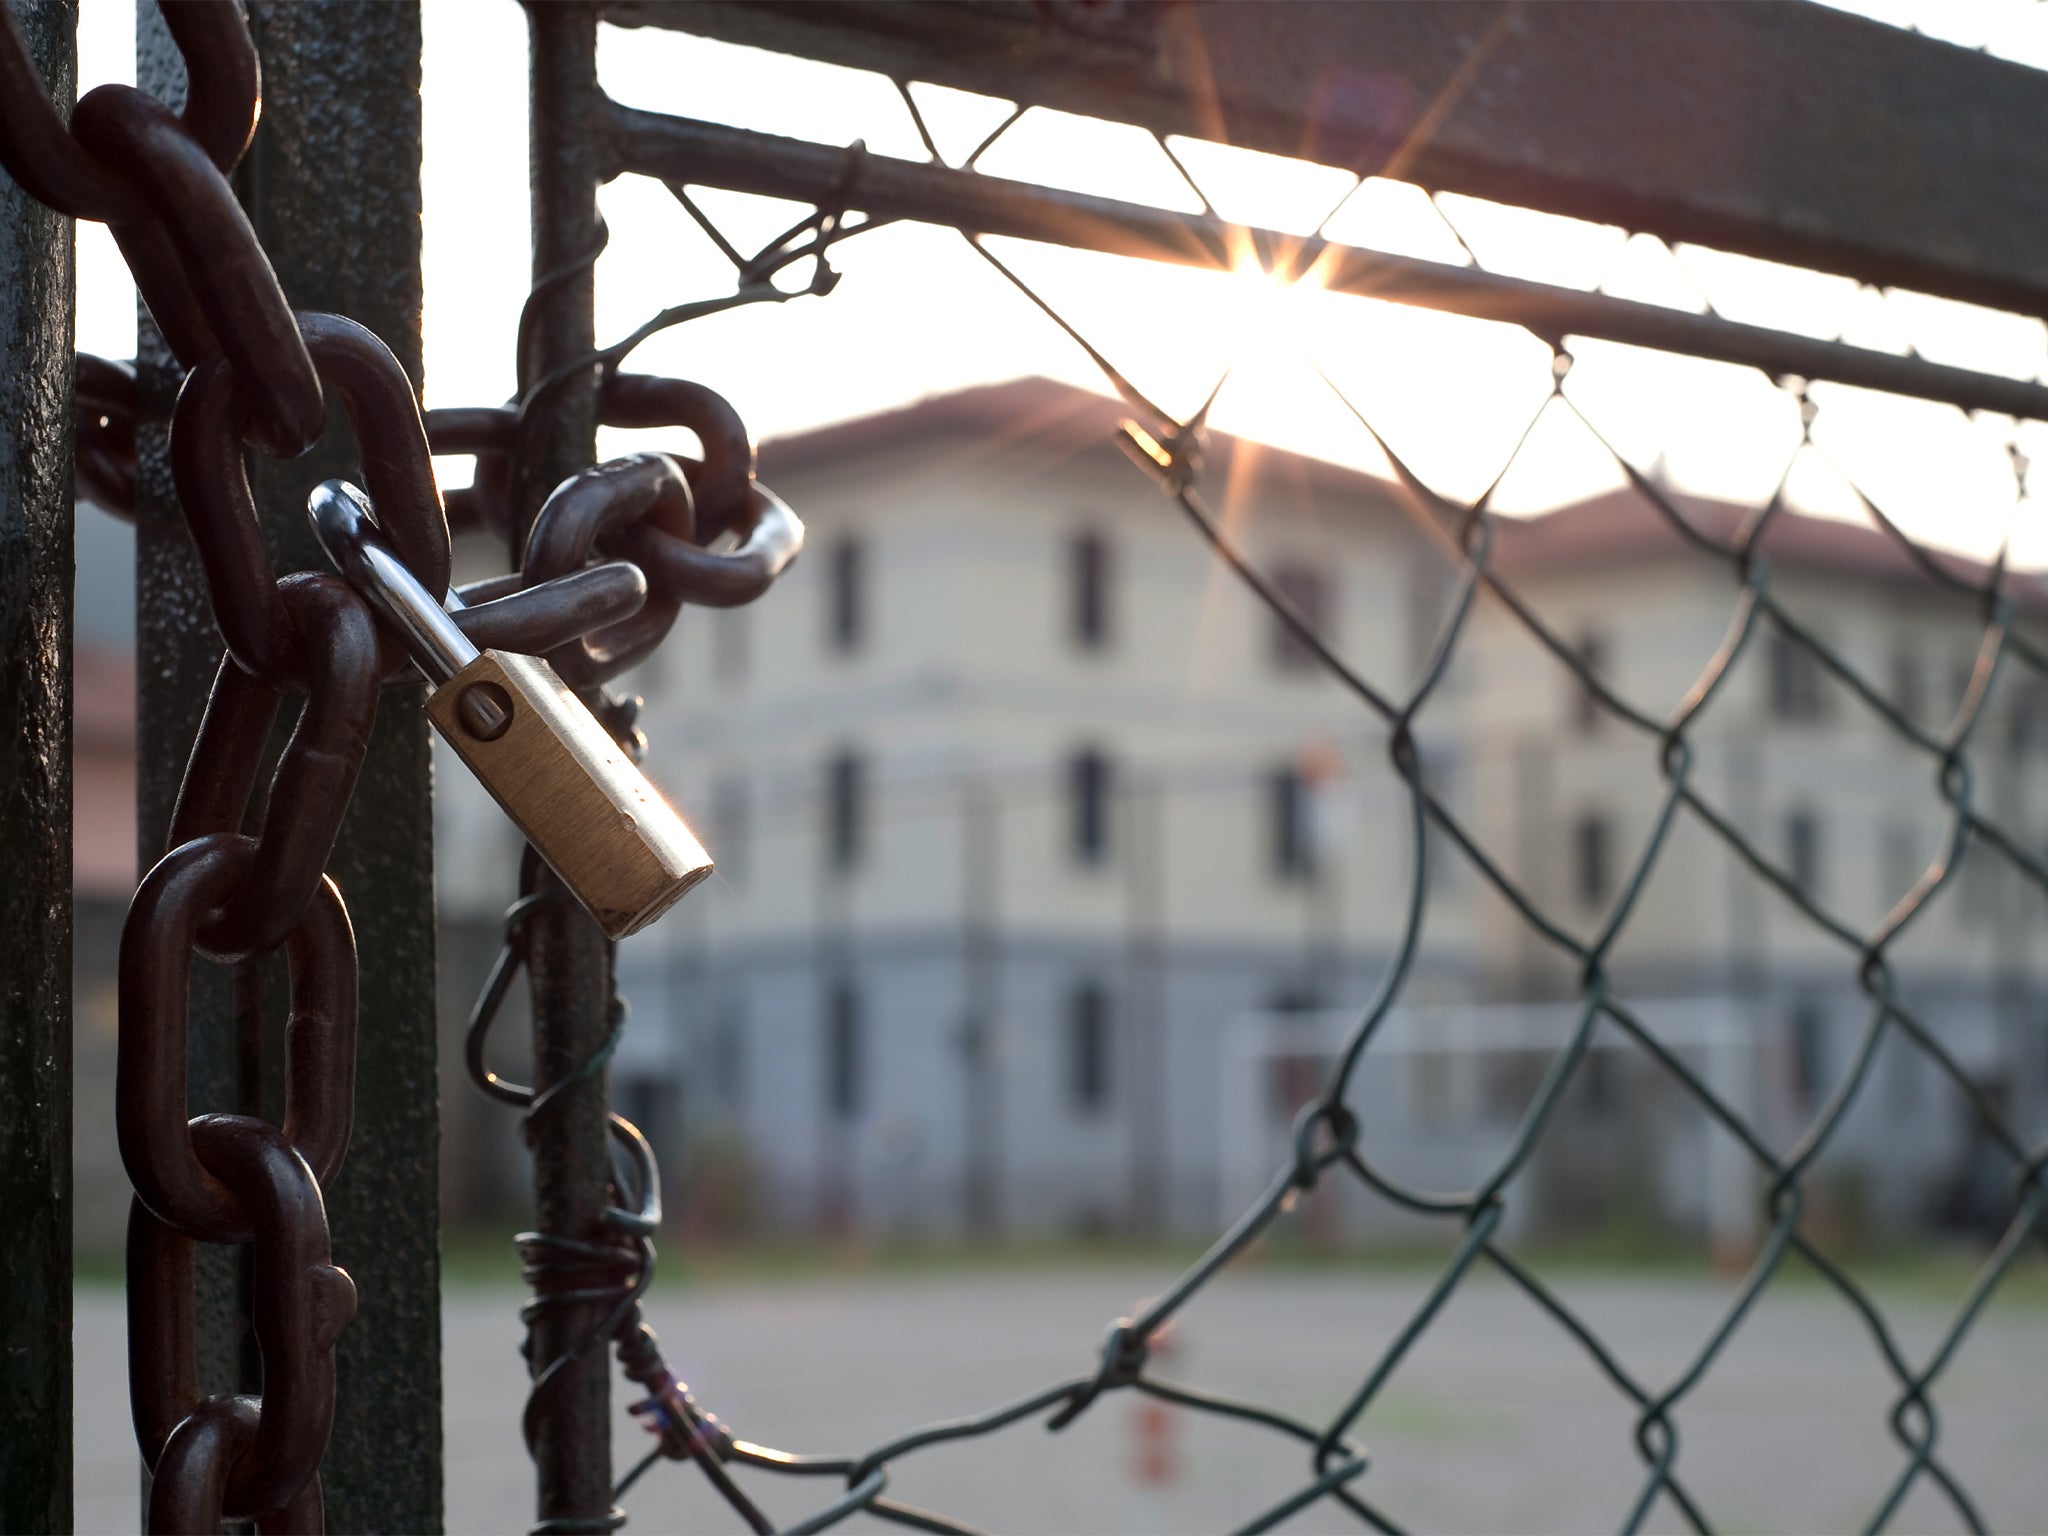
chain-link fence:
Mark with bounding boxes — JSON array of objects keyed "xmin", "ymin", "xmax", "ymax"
[{"xmin": 468, "ymin": 12, "xmax": 2048, "ymax": 1534}]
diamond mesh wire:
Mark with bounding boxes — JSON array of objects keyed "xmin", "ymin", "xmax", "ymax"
[{"xmin": 502, "ymin": 68, "xmax": 2048, "ymax": 1536}]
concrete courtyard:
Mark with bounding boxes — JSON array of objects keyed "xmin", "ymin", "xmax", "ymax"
[{"xmin": 74, "ymin": 1261, "xmax": 2048, "ymax": 1534}]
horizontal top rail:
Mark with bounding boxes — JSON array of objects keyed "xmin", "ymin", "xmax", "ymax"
[
  {"xmin": 604, "ymin": 0, "xmax": 2048, "ymax": 320},
  {"xmin": 607, "ymin": 106, "xmax": 2048, "ymax": 426}
]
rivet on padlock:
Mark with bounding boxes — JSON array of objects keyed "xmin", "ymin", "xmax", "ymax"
[{"xmin": 308, "ymin": 479, "xmax": 714, "ymax": 939}]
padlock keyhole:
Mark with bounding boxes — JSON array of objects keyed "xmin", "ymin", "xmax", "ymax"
[{"xmin": 456, "ymin": 681, "xmax": 515, "ymax": 741}]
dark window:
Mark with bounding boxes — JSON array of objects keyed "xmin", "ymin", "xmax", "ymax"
[
  {"xmin": 1269, "ymin": 984, "xmax": 1319, "ymax": 1015},
  {"xmin": 1787, "ymin": 809, "xmax": 1821, "ymax": 899},
  {"xmin": 1071, "ymin": 531, "xmax": 1110, "ymax": 650},
  {"xmin": 1768, "ymin": 632, "xmax": 1822, "ymax": 721},
  {"xmin": 1068, "ymin": 983, "xmax": 1111, "ymax": 1112},
  {"xmin": 1269, "ymin": 767, "xmax": 1314, "ymax": 880},
  {"xmin": 827, "ymin": 751, "xmax": 864, "ymax": 873},
  {"xmin": 1069, "ymin": 749, "xmax": 1112, "ymax": 866},
  {"xmin": 1790, "ymin": 1003, "xmax": 1826, "ymax": 1111},
  {"xmin": 1574, "ymin": 813, "xmax": 1611, "ymax": 909},
  {"xmin": 1270, "ymin": 565, "xmax": 1331, "ymax": 673},
  {"xmin": 826, "ymin": 981, "xmax": 861, "ymax": 1119},
  {"xmin": 1574, "ymin": 632, "xmax": 1607, "ymax": 733},
  {"xmin": 1890, "ymin": 649, "xmax": 1921, "ymax": 729},
  {"xmin": 828, "ymin": 537, "xmax": 863, "ymax": 652}
]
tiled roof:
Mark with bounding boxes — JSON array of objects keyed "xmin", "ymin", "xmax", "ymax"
[
  {"xmin": 1490, "ymin": 482, "xmax": 2047, "ymax": 606},
  {"xmin": 757, "ymin": 374, "xmax": 1408, "ymax": 502},
  {"xmin": 759, "ymin": 376, "xmax": 2043, "ymax": 603}
]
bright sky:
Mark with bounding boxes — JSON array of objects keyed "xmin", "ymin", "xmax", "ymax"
[{"xmin": 69, "ymin": 0, "xmax": 2048, "ymax": 566}]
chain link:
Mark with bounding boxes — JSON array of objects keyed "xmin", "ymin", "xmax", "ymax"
[
  {"xmin": 0, "ymin": 3, "xmax": 395, "ymax": 1523},
  {"xmin": 4, "ymin": 3, "xmax": 808, "ymax": 1526}
]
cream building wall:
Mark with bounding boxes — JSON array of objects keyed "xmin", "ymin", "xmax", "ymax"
[
  {"xmin": 606, "ymin": 381, "xmax": 1474, "ymax": 1236},
  {"xmin": 431, "ymin": 380, "xmax": 2048, "ymax": 1243}
]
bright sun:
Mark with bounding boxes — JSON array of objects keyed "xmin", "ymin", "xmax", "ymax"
[{"xmin": 1217, "ymin": 246, "xmax": 1335, "ymax": 380}]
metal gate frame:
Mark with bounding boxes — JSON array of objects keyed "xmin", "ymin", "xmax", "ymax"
[
  {"xmin": 8, "ymin": 2, "xmax": 2048, "ymax": 1532},
  {"xmin": 511, "ymin": 3, "xmax": 2048, "ymax": 1529}
]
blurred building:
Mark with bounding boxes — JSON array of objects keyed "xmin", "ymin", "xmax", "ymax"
[
  {"xmin": 74, "ymin": 377, "xmax": 2048, "ymax": 1254},
  {"xmin": 613, "ymin": 378, "xmax": 1470, "ymax": 1240},
  {"xmin": 435, "ymin": 377, "xmax": 2048, "ymax": 1248}
]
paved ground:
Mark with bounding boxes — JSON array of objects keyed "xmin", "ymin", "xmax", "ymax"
[{"xmin": 74, "ymin": 1263, "xmax": 2048, "ymax": 1534}]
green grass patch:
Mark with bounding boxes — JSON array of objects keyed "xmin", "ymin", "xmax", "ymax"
[{"xmin": 78, "ymin": 1221, "xmax": 2048, "ymax": 1315}]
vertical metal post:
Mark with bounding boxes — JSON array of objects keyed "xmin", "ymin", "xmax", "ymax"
[
  {"xmin": 961, "ymin": 775, "xmax": 999, "ymax": 1233},
  {"xmin": 0, "ymin": 3, "xmax": 75, "ymax": 1528},
  {"xmin": 519, "ymin": 4, "xmax": 615, "ymax": 1528},
  {"xmin": 134, "ymin": 5, "xmax": 439, "ymax": 1527},
  {"xmin": 1125, "ymin": 773, "xmax": 1165, "ymax": 1233},
  {"xmin": 236, "ymin": 6, "xmax": 443, "ymax": 1530}
]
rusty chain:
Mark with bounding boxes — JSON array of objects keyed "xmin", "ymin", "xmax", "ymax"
[
  {"xmin": 34, "ymin": 3, "xmax": 2048, "ymax": 1532},
  {"xmin": 3, "ymin": 2, "xmax": 801, "ymax": 1529},
  {"xmin": 1, "ymin": 5, "xmax": 402, "ymax": 1525}
]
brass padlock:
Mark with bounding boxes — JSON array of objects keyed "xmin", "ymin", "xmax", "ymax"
[{"xmin": 309, "ymin": 479, "xmax": 713, "ymax": 939}]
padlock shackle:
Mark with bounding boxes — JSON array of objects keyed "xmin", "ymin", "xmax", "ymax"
[{"xmin": 309, "ymin": 479, "xmax": 479, "ymax": 686}]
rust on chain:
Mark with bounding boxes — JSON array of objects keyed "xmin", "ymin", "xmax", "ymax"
[
  {"xmin": 129, "ymin": 1119, "xmax": 355, "ymax": 1528},
  {"xmin": 484, "ymin": 375, "xmax": 800, "ymax": 684},
  {"xmin": 423, "ymin": 405, "xmax": 518, "ymax": 456},
  {"xmin": 609, "ymin": 481, "xmax": 804, "ymax": 610},
  {"xmin": 600, "ymin": 373, "xmax": 755, "ymax": 539},
  {"xmin": 0, "ymin": 5, "xmax": 411, "ymax": 1529},
  {"xmin": 195, "ymin": 578, "xmax": 382, "ymax": 961},
  {"xmin": 521, "ymin": 452, "xmax": 693, "ymax": 686},
  {"xmin": 117, "ymin": 832, "xmax": 358, "ymax": 1530},
  {"xmin": 424, "ymin": 405, "xmax": 518, "ymax": 535},
  {"xmin": 152, "ymin": 0, "xmax": 261, "ymax": 173},
  {"xmin": 454, "ymin": 561, "xmax": 650, "ymax": 659},
  {"xmin": 0, "ymin": 0, "xmax": 251, "ymax": 222},
  {"xmin": 118, "ymin": 835, "xmax": 359, "ymax": 1245},
  {"xmin": 165, "ymin": 657, "xmax": 278, "ymax": 857},
  {"xmin": 427, "ymin": 374, "xmax": 754, "ymax": 540},
  {"xmin": 172, "ymin": 314, "xmax": 450, "ymax": 691},
  {"xmin": 299, "ymin": 312, "xmax": 452, "ymax": 594},
  {"xmin": 70, "ymin": 87, "xmax": 320, "ymax": 457}
]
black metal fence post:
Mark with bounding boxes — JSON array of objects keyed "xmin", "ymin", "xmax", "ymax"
[
  {"xmin": 0, "ymin": 2, "xmax": 75, "ymax": 1528},
  {"xmin": 235, "ymin": 6, "xmax": 443, "ymax": 1529},
  {"xmin": 131, "ymin": 5, "xmax": 441, "ymax": 1528},
  {"xmin": 518, "ymin": 4, "xmax": 617, "ymax": 1528}
]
